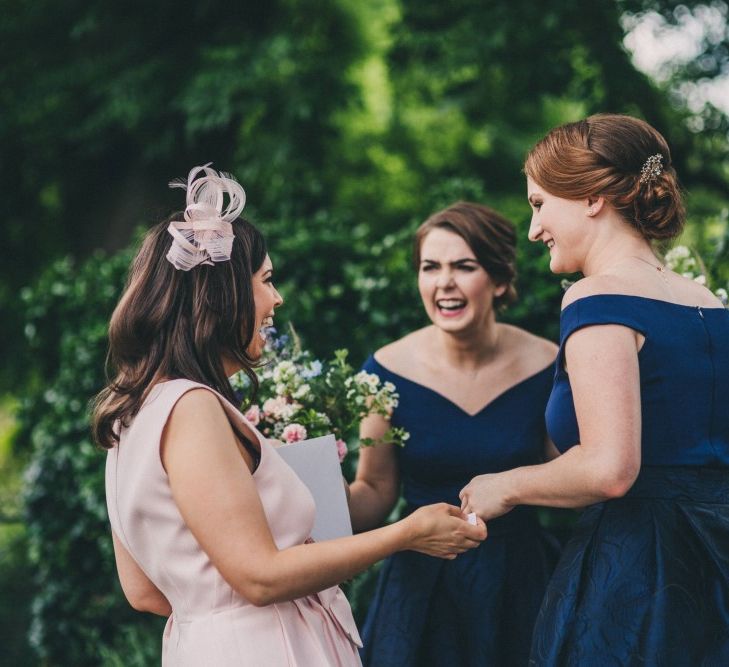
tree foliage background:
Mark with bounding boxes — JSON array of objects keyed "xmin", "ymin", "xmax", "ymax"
[{"xmin": 1, "ymin": 0, "xmax": 728, "ymax": 663}]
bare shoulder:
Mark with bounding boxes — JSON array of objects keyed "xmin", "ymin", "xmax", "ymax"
[
  {"xmin": 501, "ymin": 324, "xmax": 557, "ymax": 368},
  {"xmin": 674, "ymin": 275, "xmax": 726, "ymax": 308},
  {"xmin": 374, "ymin": 327, "xmax": 430, "ymax": 373},
  {"xmin": 161, "ymin": 387, "xmax": 243, "ymax": 473},
  {"xmin": 165, "ymin": 388, "xmax": 231, "ymax": 441},
  {"xmin": 560, "ymin": 274, "xmax": 629, "ymax": 311}
]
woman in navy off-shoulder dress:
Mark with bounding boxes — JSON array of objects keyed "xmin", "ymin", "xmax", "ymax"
[
  {"xmin": 348, "ymin": 202, "xmax": 559, "ymax": 666},
  {"xmin": 461, "ymin": 114, "xmax": 729, "ymax": 665}
]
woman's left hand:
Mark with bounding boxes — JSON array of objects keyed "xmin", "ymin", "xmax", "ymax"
[{"xmin": 459, "ymin": 473, "xmax": 515, "ymax": 521}]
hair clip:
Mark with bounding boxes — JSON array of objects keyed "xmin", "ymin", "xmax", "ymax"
[
  {"xmin": 639, "ymin": 154, "xmax": 663, "ymax": 185},
  {"xmin": 166, "ymin": 164, "xmax": 246, "ymax": 271}
]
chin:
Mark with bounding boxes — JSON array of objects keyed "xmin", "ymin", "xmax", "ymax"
[
  {"xmin": 245, "ymin": 339, "xmax": 265, "ymax": 361},
  {"xmin": 549, "ymin": 257, "xmax": 570, "ymax": 274},
  {"xmin": 435, "ymin": 317, "xmax": 473, "ymax": 334}
]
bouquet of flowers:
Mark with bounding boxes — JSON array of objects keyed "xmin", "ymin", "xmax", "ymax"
[{"xmin": 230, "ymin": 328, "xmax": 409, "ymax": 466}]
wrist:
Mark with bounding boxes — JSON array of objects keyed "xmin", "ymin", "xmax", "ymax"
[
  {"xmin": 392, "ymin": 515, "xmax": 414, "ymax": 552},
  {"xmin": 501, "ymin": 469, "xmax": 521, "ymax": 508}
]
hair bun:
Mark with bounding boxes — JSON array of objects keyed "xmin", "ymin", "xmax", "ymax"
[{"xmin": 630, "ymin": 168, "xmax": 685, "ymax": 240}]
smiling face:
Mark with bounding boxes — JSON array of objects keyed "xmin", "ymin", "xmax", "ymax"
[
  {"xmin": 526, "ymin": 176, "xmax": 593, "ymax": 274},
  {"xmin": 247, "ymin": 254, "xmax": 283, "ymax": 360},
  {"xmin": 417, "ymin": 228, "xmax": 505, "ymax": 334}
]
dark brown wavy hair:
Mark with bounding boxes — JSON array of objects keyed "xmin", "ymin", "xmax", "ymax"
[
  {"xmin": 413, "ymin": 201, "xmax": 518, "ymax": 310},
  {"xmin": 524, "ymin": 113, "xmax": 685, "ymax": 240},
  {"xmin": 92, "ymin": 213, "xmax": 267, "ymax": 449}
]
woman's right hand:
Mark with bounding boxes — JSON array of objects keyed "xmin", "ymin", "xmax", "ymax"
[{"xmin": 402, "ymin": 503, "xmax": 487, "ymax": 559}]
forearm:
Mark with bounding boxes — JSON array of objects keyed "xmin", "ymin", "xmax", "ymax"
[
  {"xmin": 505, "ymin": 444, "xmax": 638, "ymax": 509},
  {"xmin": 348, "ymin": 479, "xmax": 397, "ymax": 532},
  {"xmin": 249, "ymin": 522, "xmax": 408, "ymax": 605}
]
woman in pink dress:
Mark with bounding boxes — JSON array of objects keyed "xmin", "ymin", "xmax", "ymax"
[{"xmin": 92, "ymin": 165, "xmax": 486, "ymax": 666}]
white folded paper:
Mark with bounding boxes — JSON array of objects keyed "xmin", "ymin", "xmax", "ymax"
[{"xmin": 275, "ymin": 434, "xmax": 353, "ymax": 541}]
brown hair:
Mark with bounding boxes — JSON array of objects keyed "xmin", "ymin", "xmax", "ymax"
[
  {"xmin": 524, "ymin": 113, "xmax": 685, "ymax": 240},
  {"xmin": 92, "ymin": 213, "xmax": 267, "ymax": 449},
  {"xmin": 414, "ymin": 201, "xmax": 517, "ymax": 309}
]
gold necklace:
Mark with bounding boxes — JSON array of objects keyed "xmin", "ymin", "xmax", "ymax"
[{"xmin": 631, "ymin": 255, "xmax": 669, "ymax": 283}]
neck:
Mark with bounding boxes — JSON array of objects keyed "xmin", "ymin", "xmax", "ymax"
[
  {"xmin": 581, "ymin": 226, "xmax": 656, "ymax": 276},
  {"xmin": 431, "ymin": 317, "xmax": 501, "ymax": 372},
  {"xmin": 222, "ymin": 356, "xmax": 241, "ymax": 378}
]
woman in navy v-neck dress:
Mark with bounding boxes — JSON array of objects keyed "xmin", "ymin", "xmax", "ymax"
[
  {"xmin": 348, "ymin": 202, "xmax": 559, "ymax": 666},
  {"xmin": 460, "ymin": 114, "xmax": 729, "ymax": 665}
]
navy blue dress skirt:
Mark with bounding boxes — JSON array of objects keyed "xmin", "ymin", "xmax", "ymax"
[
  {"xmin": 360, "ymin": 356, "xmax": 559, "ymax": 666},
  {"xmin": 533, "ymin": 295, "xmax": 729, "ymax": 665}
]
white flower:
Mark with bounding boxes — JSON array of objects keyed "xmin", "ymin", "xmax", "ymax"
[
  {"xmin": 293, "ymin": 383, "xmax": 311, "ymax": 400},
  {"xmin": 693, "ymin": 274, "xmax": 707, "ymax": 285},
  {"xmin": 301, "ymin": 360, "xmax": 323, "ymax": 379},
  {"xmin": 272, "ymin": 360, "xmax": 298, "ymax": 385},
  {"xmin": 664, "ymin": 245, "xmax": 690, "ymax": 267},
  {"xmin": 262, "ymin": 396, "xmax": 301, "ymax": 420},
  {"xmin": 715, "ymin": 288, "xmax": 728, "ymax": 305}
]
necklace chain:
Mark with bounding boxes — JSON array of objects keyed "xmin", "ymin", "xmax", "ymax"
[{"xmin": 631, "ymin": 255, "xmax": 669, "ymax": 282}]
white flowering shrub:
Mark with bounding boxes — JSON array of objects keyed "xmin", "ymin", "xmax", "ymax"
[{"xmin": 664, "ymin": 245, "xmax": 729, "ymax": 305}]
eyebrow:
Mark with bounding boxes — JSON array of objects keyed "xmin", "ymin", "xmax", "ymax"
[{"xmin": 420, "ymin": 258, "xmax": 479, "ymax": 265}]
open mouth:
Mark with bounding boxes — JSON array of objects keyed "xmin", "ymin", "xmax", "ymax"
[
  {"xmin": 258, "ymin": 316, "xmax": 274, "ymax": 340},
  {"xmin": 436, "ymin": 298, "xmax": 467, "ymax": 317}
]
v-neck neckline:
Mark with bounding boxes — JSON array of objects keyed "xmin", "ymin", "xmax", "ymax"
[{"xmin": 369, "ymin": 357, "xmax": 554, "ymax": 418}]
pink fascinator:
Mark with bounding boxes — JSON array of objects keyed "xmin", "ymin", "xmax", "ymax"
[{"xmin": 166, "ymin": 163, "xmax": 246, "ymax": 271}]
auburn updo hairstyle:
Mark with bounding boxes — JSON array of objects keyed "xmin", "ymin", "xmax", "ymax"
[{"xmin": 524, "ymin": 114, "xmax": 685, "ymax": 240}]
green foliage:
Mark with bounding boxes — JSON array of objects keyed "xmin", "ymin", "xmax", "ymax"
[
  {"xmin": 0, "ymin": 0, "xmax": 369, "ymax": 395},
  {"xmin": 0, "ymin": 525, "xmax": 36, "ymax": 666},
  {"xmin": 18, "ymin": 250, "xmax": 164, "ymax": 664}
]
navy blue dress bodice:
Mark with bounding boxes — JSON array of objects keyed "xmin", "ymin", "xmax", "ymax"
[
  {"xmin": 360, "ymin": 355, "xmax": 559, "ymax": 667},
  {"xmin": 532, "ymin": 294, "xmax": 729, "ymax": 666},
  {"xmin": 364, "ymin": 355, "xmax": 554, "ymax": 508},
  {"xmin": 546, "ymin": 294, "xmax": 729, "ymax": 465}
]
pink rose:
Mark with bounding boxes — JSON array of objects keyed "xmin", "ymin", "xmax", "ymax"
[
  {"xmin": 336, "ymin": 439, "xmax": 347, "ymax": 463},
  {"xmin": 282, "ymin": 423, "xmax": 307, "ymax": 443},
  {"xmin": 244, "ymin": 404, "xmax": 261, "ymax": 426}
]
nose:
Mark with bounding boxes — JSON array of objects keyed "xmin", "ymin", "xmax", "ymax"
[
  {"xmin": 273, "ymin": 286, "xmax": 284, "ymax": 307},
  {"xmin": 435, "ymin": 270, "xmax": 455, "ymax": 289},
  {"xmin": 527, "ymin": 216, "xmax": 542, "ymax": 243}
]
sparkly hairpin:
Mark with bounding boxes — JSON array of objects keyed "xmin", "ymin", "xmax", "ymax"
[
  {"xmin": 166, "ymin": 164, "xmax": 246, "ymax": 271},
  {"xmin": 639, "ymin": 153, "xmax": 663, "ymax": 185}
]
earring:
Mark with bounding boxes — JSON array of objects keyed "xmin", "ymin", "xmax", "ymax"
[{"xmin": 587, "ymin": 208, "xmax": 594, "ymax": 216}]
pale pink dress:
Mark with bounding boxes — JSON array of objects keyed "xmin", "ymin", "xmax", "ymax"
[{"xmin": 105, "ymin": 379, "xmax": 362, "ymax": 666}]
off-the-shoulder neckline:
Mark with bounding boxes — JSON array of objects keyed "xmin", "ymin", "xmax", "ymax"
[{"xmin": 561, "ymin": 293, "xmax": 727, "ymax": 314}]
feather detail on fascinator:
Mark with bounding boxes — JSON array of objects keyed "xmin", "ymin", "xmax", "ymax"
[{"xmin": 166, "ymin": 163, "xmax": 246, "ymax": 271}]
